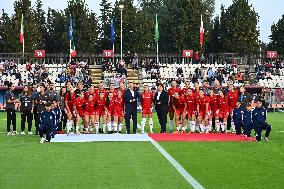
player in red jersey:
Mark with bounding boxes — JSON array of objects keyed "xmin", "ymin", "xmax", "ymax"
[
  {"xmin": 94, "ymin": 92, "xmax": 107, "ymax": 133},
  {"xmin": 83, "ymin": 94, "xmax": 96, "ymax": 133},
  {"xmin": 184, "ymin": 88, "xmax": 197, "ymax": 132},
  {"xmin": 180, "ymin": 81, "xmax": 191, "ymax": 96},
  {"xmin": 84, "ymin": 85, "xmax": 95, "ymax": 99},
  {"xmin": 117, "ymin": 82, "xmax": 125, "ymax": 96},
  {"xmin": 173, "ymin": 91, "xmax": 187, "ymax": 133},
  {"xmin": 168, "ymin": 80, "xmax": 181, "ymax": 132},
  {"xmin": 106, "ymin": 92, "xmax": 116, "ymax": 133},
  {"xmin": 196, "ymin": 90, "xmax": 211, "ymax": 133},
  {"xmin": 140, "ymin": 84, "xmax": 154, "ymax": 133},
  {"xmin": 208, "ymin": 89, "xmax": 219, "ymax": 131},
  {"xmin": 64, "ymin": 86, "xmax": 76, "ymax": 133},
  {"xmin": 227, "ymin": 84, "xmax": 239, "ymax": 132},
  {"xmin": 113, "ymin": 90, "xmax": 125, "ymax": 133},
  {"xmin": 95, "ymin": 82, "xmax": 108, "ymax": 99},
  {"xmin": 73, "ymin": 91, "xmax": 85, "ymax": 134},
  {"xmin": 216, "ymin": 89, "xmax": 230, "ymax": 132},
  {"xmin": 108, "ymin": 84, "xmax": 117, "ymax": 98},
  {"xmin": 193, "ymin": 82, "xmax": 200, "ymax": 98}
]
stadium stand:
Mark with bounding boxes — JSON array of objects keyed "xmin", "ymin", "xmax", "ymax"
[{"xmin": 0, "ymin": 60, "xmax": 91, "ymax": 90}]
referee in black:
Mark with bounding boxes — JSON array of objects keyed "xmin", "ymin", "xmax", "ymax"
[
  {"xmin": 19, "ymin": 85, "xmax": 33, "ymax": 135},
  {"xmin": 5, "ymin": 83, "xmax": 17, "ymax": 135}
]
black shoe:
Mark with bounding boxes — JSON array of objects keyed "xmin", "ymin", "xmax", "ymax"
[
  {"xmin": 108, "ymin": 131, "xmax": 113, "ymax": 134},
  {"xmin": 118, "ymin": 131, "xmax": 122, "ymax": 134}
]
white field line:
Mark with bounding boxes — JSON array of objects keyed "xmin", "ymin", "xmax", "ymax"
[{"xmin": 149, "ymin": 137, "xmax": 205, "ymax": 189}]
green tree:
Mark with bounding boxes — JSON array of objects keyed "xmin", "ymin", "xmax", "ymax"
[
  {"xmin": 268, "ymin": 14, "xmax": 284, "ymax": 54},
  {"xmin": 99, "ymin": 0, "xmax": 113, "ymax": 51},
  {"xmin": 0, "ymin": 10, "xmax": 13, "ymax": 52},
  {"xmin": 65, "ymin": 0, "xmax": 99, "ymax": 53},
  {"xmin": 34, "ymin": 0, "xmax": 46, "ymax": 49},
  {"xmin": 207, "ymin": 16, "xmax": 221, "ymax": 53},
  {"xmin": 11, "ymin": 0, "xmax": 44, "ymax": 53},
  {"xmin": 219, "ymin": 0, "xmax": 260, "ymax": 54},
  {"xmin": 45, "ymin": 8, "xmax": 66, "ymax": 53},
  {"xmin": 113, "ymin": 0, "xmax": 153, "ymax": 53},
  {"xmin": 154, "ymin": 0, "xmax": 214, "ymax": 53}
]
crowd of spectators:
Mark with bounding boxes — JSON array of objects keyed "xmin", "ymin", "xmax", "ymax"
[
  {"xmin": 102, "ymin": 60, "xmax": 127, "ymax": 77},
  {"xmin": 142, "ymin": 60, "xmax": 246, "ymax": 90},
  {"xmin": 254, "ymin": 61, "xmax": 284, "ymax": 81},
  {"xmin": 0, "ymin": 59, "xmax": 91, "ymax": 88}
]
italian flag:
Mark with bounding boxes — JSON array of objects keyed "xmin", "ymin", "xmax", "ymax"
[{"xmin": 20, "ymin": 14, "xmax": 24, "ymax": 44}]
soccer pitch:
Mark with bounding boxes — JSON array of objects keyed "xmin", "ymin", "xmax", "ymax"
[{"xmin": 0, "ymin": 112, "xmax": 283, "ymax": 189}]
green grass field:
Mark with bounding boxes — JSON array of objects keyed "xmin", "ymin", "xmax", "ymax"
[{"xmin": 0, "ymin": 112, "xmax": 283, "ymax": 189}]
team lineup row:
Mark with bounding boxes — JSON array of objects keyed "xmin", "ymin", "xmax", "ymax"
[{"xmin": 4, "ymin": 80, "xmax": 271, "ymax": 142}]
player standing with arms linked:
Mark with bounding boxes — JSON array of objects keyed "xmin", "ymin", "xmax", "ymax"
[
  {"xmin": 140, "ymin": 84, "xmax": 154, "ymax": 134},
  {"xmin": 227, "ymin": 84, "xmax": 239, "ymax": 133},
  {"xmin": 168, "ymin": 80, "xmax": 181, "ymax": 132}
]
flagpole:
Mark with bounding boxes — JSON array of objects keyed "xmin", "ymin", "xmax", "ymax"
[
  {"xmin": 69, "ymin": 40, "xmax": 71, "ymax": 63},
  {"xmin": 21, "ymin": 14, "xmax": 24, "ymax": 57},
  {"xmin": 112, "ymin": 43, "xmax": 115, "ymax": 64},
  {"xmin": 156, "ymin": 41, "xmax": 158, "ymax": 64},
  {"xmin": 22, "ymin": 27, "xmax": 24, "ymax": 57}
]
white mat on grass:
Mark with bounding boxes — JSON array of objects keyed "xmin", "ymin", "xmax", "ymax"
[{"xmin": 51, "ymin": 134, "xmax": 152, "ymax": 142}]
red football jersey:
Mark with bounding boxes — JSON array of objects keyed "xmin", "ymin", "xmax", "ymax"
[
  {"xmin": 95, "ymin": 98, "xmax": 106, "ymax": 112},
  {"xmin": 196, "ymin": 96, "xmax": 211, "ymax": 112},
  {"xmin": 84, "ymin": 91, "xmax": 96, "ymax": 99},
  {"xmin": 141, "ymin": 92, "xmax": 153, "ymax": 110},
  {"xmin": 84, "ymin": 100, "xmax": 95, "ymax": 113},
  {"xmin": 168, "ymin": 87, "xmax": 181, "ymax": 104},
  {"xmin": 180, "ymin": 88, "xmax": 189, "ymax": 96},
  {"xmin": 95, "ymin": 89, "xmax": 108, "ymax": 99},
  {"xmin": 217, "ymin": 95, "xmax": 229, "ymax": 111},
  {"xmin": 174, "ymin": 96, "xmax": 185, "ymax": 110},
  {"xmin": 184, "ymin": 94, "xmax": 196, "ymax": 111},
  {"xmin": 209, "ymin": 95, "xmax": 219, "ymax": 111},
  {"xmin": 65, "ymin": 92, "xmax": 76, "ymax": 109},
  {"xmin": 74, "ymin": 97, "xmax": 85, "ymax": 112},
  {"xmin": 108, "ymin": 89, "xmax": 117, "ymax": 98},
  {"xmin": 106, "ymin": 98, "xmax": 116, "ymax": 113},
  {"xmin": 227, "ymin": 90, "xmax": 238, "ymax": 107},
  {"xmin": 114, "ymin": 96, "xmax": 124, "ymax": 112}
]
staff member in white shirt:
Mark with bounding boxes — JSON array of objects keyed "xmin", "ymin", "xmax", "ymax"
[{"xmin": 153, "ymin": 83, "xmax": 169, "ymax": 133}]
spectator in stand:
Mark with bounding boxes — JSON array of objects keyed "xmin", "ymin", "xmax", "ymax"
[
  {"xmin": 117, "ymin": 61, "xmax": 127, "ymax": 77},
  {"xmin": 245, "ymin": 64, "xmax": 250, "ymax": 81},
  {"xmin": 132, "ymin": 53, "xmax": 139, "ymax": 69},
  {"xmin": 237, "ymin": 72, "xmax": 244, "ymax": 84}
]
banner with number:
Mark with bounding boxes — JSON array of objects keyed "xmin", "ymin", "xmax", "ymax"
[
  {"xmin": 182, "ymin": 50, "xmax": 194, "ymax": 58},
  {"xmin": 34, "ymin": 50, "xmax": 46, "ymax": 58},
  {"xmin": 103, "ymin": 50, "xmax": 114, "ymax": 58},
  {"xmin": 266, "ymin": 51, "xmax": 278, "ymax": 59}
]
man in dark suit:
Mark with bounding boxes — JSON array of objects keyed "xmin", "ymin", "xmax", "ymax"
[
  {"xmin": 153, "ymin": 83, "xmax": 169, "ymax": 133},
  {"xmin": 124, "ymin": 82, "xmax": 141, "ymax": 134}
]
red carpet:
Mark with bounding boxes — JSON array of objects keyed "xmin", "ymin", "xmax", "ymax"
[{"xmin": 148, "ymin": 133, "xmax": 256, "ymax": 142}]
